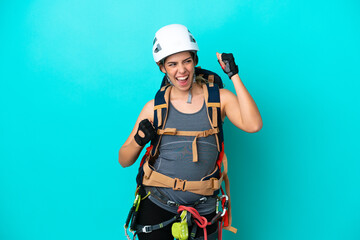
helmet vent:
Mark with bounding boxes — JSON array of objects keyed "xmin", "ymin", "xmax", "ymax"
[
  {"xmin": 153, "ymin": 38, "xmax": 157, "ymax": 46},
  {"xmin": 154, "ymin": 43, "xmax": 162, "ymax": 53},
  {"xmin": 189, "ymin": 35, "xmax": 196, "ymax": 43}
]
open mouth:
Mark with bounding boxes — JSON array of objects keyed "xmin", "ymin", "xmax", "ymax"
[{"xmin": 176, "ymin": 76, "xmax": 189, "ymax": 86}]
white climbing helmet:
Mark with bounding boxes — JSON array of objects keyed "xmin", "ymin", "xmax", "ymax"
[{"xmin": 152, "ymin": 24, "xmax": 199, "ymax": 63}]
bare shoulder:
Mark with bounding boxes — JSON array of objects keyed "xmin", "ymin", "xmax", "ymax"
[
  {"xmin": 219, "ymin": 88, "xmax": 237, "ymax": 120},
  {"xmin": 219, "ymin": 88, "xmax": 234, "ymax": 98},
  {"xmin": 140, "ymin": 99, "xmax": 155, "ymax": 122},
  {"xmin": 219, "ymin": 88, "xmax": 237, "ymax": 105}
]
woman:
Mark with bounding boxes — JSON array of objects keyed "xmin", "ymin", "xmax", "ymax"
[{"xmin": 119, "ymin": 24, "xmax": 262, "ymax": 240}]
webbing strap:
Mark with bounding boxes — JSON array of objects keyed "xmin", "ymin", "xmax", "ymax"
[
  {"xmin": 154, "ymin": 103, "xmax": 167, "ymax": 110},
  {"xmin": 156, "ymin": 108, "xmax": 162, "ymax": 127},
  {"xmin": 154, "ymin": 103, "xmax": 167, "ymax": 127},
  {"xmin": 142, "ymin": 161, "xmax": 221, "ymax": 196},
  {"xmin": 208, "ymin": 75, "xmax": 214, "ymax": 87},
  {"xmin": 160, "ymin": 85, "xmax": 167, "ymax": 92},
  {"xmin": 220, "ymin": 154, "xmax": 237, "ymax": 234},
  {"xmin": 152, "ymin": 86, "xmax": 172, "ymax": 156},
  {"xmin": 202, "ymin": 84, "xmax": 221, "ymax": 152},
  {"xmin": 207, "ymin": 103, "xmax": 221, "ymax": 108},
  {"xmin": 135, "ymin": 215, "xmax": 178, "ymax": 235},
  {"xmin": 212, "ymin": 107, "xmax": 218, "ymax": 128},
  {"xmin": 157, "ymin": 128, "xmax": 219, "ymax": 137},
  {"xmin": 157, "ymin": 128, "xmax": 219, "ymax": 162}
]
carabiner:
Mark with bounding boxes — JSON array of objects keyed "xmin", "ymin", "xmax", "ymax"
[{"xmin": 219, "ymin": 195, "xmax": 229, "ymax": 217}]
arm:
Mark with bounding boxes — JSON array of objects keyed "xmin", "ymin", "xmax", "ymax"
[
  {"xmin": 118, "ymin": 99, "xmax": 154, "ymax": 168},
  {"xmin": 217, "ymin": 52, "xmax": 263, "ymax": 133}
]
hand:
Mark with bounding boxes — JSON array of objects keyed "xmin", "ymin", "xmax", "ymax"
[
  {"xmin": 134, "ymin": 119, "xmax": 156, "ymax": 146},
  {"xmin": 216, "ymin": 52, "xmax": 239, "ymax": 78}
]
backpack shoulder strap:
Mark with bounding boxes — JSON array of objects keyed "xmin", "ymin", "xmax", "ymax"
[
  {"xmin": 150, "ymin": 85, "xmax": 172, "ymax": 156},
  {"xmin": 153, "ymin": 85, "xmax": 168, "ymax": 128},
  {"xmin": 202, "ymin": 83, "xmax": 224, "ymax": 152}
]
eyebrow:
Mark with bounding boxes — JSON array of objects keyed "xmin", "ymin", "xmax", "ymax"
[{"xmin": 167, "ymin": 57, "xmax": 192, "ymax": 65}]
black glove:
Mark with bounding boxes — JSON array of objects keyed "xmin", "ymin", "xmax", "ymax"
[
  {"xmin": 219, "ymin": 53, "xmax": 239, "ymax": 78},
  {"xmin": 134, "ymin": 119, "xmax": 156, "ymax": 146}
]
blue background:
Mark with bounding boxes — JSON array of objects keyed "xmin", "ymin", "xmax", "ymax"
[{"xmin": 1, "ymin": 0, "xmax": 360, "ymax": 239}]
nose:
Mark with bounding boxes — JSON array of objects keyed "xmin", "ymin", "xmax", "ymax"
[{"xmin": 178, "ymin": 63, "xmax": 186, "ymax": 74}]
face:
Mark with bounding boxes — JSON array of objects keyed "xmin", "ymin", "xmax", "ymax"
[{"xmin": 160, "ymin": 51, "xmax": 195, "ymax": 91}]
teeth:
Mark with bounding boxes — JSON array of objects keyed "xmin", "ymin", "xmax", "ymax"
[{"xmin": 177, "ymin": 76, "xmax": 188, "ymax": 81}]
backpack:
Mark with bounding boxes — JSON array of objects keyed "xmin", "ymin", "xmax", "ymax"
[{"xmin": 136, "ymin": 67, "xmax": 237, "ymax": 233}]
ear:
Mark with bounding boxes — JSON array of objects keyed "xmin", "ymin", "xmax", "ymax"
[
  {"xmin": 193, "ymin": 53, "xmax": 199, "ymax": 66},
  {"xmin": 158, "ymin": 63, "xmax": 166, "ymax": 73}
]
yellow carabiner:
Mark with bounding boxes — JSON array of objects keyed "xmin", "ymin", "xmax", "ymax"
[{"xmin": 171, "ymin": 210, "xmax": 189, "ymax": 240}]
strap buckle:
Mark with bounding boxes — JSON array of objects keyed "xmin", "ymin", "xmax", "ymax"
[
  {"xmin": 173, "ymin": 178, "xmax": 187, "ymax": 191},
  {"xmin": 203, "ymin": 128, "xmax": 219, "ymax": 137},
  {"xmin": 167, "ymin": 200, "xmax": 177, "ymax": 207},
  {"xmin": 199, "ymin": 196, "xmax": 207, "ymax": 204},
  {"xmin": 199, "ymin": 129, "xmax": 211, "ymax": 137},
  {"xmin": 210, "ymin": 177, "xmax": 219, "ymax": 190},
  {"xmin": 142, "ymin": 225, "xmax": 152, "ymax": 233}
]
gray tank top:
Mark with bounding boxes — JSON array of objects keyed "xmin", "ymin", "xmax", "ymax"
[{"xmin": 148, "ymin": 100, "xmax": 218, "ymax": 214}]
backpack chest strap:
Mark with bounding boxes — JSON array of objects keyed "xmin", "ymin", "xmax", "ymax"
[{"xmin": 157, "ymin": 128, "xmax": 220, "ymax": 162}]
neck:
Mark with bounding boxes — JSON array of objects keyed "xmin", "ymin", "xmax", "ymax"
[
  {"xmin": 171, "ymin": 82, "xmax": 201, "ymax": 101},
  {"xmin": 172, "ymin": 82, "xmax": 192, "ymax": 95}
]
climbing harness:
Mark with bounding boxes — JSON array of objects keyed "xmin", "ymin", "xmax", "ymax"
[
  {"xmin": 143, "ymin": 186, "xmax": 211, "ymax": 209},
  {"xmin": 124, "ymin": 187, "xmax": 230, "ymax": 240}
]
